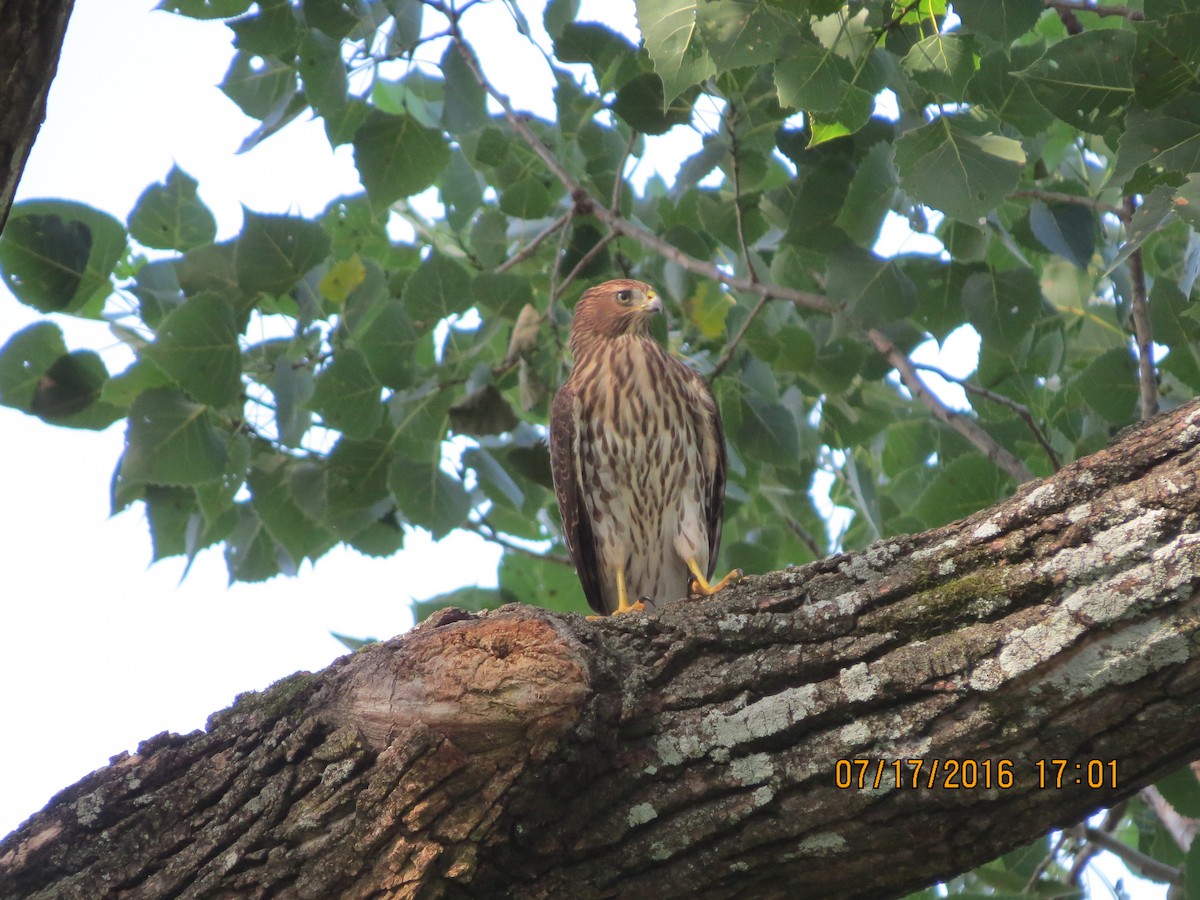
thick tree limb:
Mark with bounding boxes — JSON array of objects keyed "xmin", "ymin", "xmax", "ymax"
[
  {"xmin": 6, "ymin": 399, "xmax": 1200, "ymax": 898},
  {"xmin": 0, "ymin": 0, "xmax": 75, "ymax": 234}
]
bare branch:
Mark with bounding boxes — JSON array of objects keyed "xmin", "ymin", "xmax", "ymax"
[
  {"xmin": 448, "ymin": 32, "xmax": 833, "ymax": 316},
  {"xmin": 724, "ymin": 100, "xmax": 758, "ymax": 284},
  {"xmin": 1081, "ymin": 826, "xmax": 1182, "ymax": 885},
  {"xmin": 612, "ymin": 129, "xmax": 637, "ymax": 212},
  {"xmin": 553, "ymin": 229, "xmax": 621, "ymax": 301},
  {"xmin": 1043, "ymin": 0, "xmax": 1144, "ymax": 20},
  {"xmin": 708, "ymin": 292, "xmax": 771, "ymax": 381},
  {"xmin": 869, "ymin": 329, "xmax": 1035, "ymax": 483},
  {"xmin": 1010, "ymin": 189, "xmax": 1127, "ymax": 221},
  {"xmin": 467, "ymin": 517, "xmax": 571, "ymax": 566},
  {"xmin": 912, "ymin": 362, "xmax": 1061, "ymax": 472},
  {"xmin": 496, "ymin": 211, "xmax": 572, "ymax": 273},
  {"xmin": 1140, "ymin": 784, "xmax": 1200, "ymax": 853},
  {"xmin": 1126, "ymin": 195, "xmax": 1159, "ymax": 420}
]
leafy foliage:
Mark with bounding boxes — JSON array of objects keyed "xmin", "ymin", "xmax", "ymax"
[{"xmin": 3, "ymin": 0, "xmax": 1199, "ymax": 892}]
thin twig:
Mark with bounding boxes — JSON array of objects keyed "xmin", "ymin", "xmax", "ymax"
[
  {"xmin": 869, "ymin": 329, "xmax": 1034, "ymax": 482},
  {"xmin": 554, "ymin": 229, "xmax": 621, "ymax": 301},
  {"xmin": 785, "ymin": 515, "xmax": 823, "ymax": 558},
  {"xmin": 467, "ymin": 517, "xmax": 572, "ymax": 566},
  {"xmin": 546, "ymin": 210, "xmax": 575, "ymax": 350},
  {"xmin": 448, "ymin": 32, "xmax": 834, "ymax": 315},
  {"xmin": 709, "ymin": 292, "xmax": 771, "ymax": 381},
  {"xmin": 725, "ymin": 100, "xmax": 758, "ymax": 283},
  {"xmin": 1023, "ymin": 831, "xmax": 1069, "ymax": 892},
  {"xmin": 1043, "ymin": 0, "xmax": 1143, "ymax": 20},
  {"xmin": 1010, "ymin": 189, "xmax": 1128, "ymax": 222},
  {"xmin": 612, "ymin": 130, "xmax": 638, "ymax": 212},
  {"xmin": 1066, "ymin": 802, "xmax": 1125, "ymax": 885},
  {"xmin": 1126, "ymin": 195, "xmax": 1159, "ymax": 420},
  {"xmin": 912, "ymin": 362, "xmax": 1061, "ymax": 471},
  {"xmin": 1081, "ymin": 826, "xmax": 1182, "ymax": 884},
  {"xmin": 496, "ymin": 211, "xmax": 571, "ymax": 273}
]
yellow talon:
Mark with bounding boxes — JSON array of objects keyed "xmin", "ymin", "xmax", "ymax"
[
  {"xmin": 687, "ymin": 558, "xmax": 743, "ymax": 597},
  {"xmin": 587, "ymin": 568, "xmax": 645, "ymax": 618}
]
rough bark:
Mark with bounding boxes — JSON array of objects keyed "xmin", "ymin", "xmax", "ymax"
[
  {"xmin": 5, "ymin": 399, "xmax": 1200, "ymax": 899},
  {"xmin": 0, "ymin": 0, "xmax": 74, "ymax": 233}
]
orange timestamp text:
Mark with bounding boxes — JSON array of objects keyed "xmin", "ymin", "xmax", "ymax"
[{"xmin": 834, "ymin": 758, "xmax": 1119, "ymax": 790}]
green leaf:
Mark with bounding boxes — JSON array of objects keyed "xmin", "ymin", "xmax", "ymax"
[
  {"xmin": 967, "ymin": 46, "xmax": 1056, "ymax": 134},
  {"xmin": 902, "ymin": 34, "xmax": 978, "ymax": 101},
  {"xmin": 356, "ymin": 303, "xmax": 419, "ymax": 389},
  {"xmin": 120, "ymin": 388, "xmax": 228, "ymax": 486},
  {"xmin": 158, "ymin": 0, "xmax": 251, "ymax": 18},
  {"xmin": 471, "ymin": 271, "xmax": 534, "ymax": 320},
  {"xmin": 774, "ymin": 38, "xmax": 850, "ymax": 112},
  {"xmin": 1132, "ymin": 10, "xmax": 1200, "ymax": 108},
  {"xmin": 1028, "ymin": 201, "xmax": 1096, "ymax": 270},
  {"xmin": 220, "ymin": 51, "xmax": 296, "ymax": 120},
  {"xmin": 128, "ymin": 167, "xmax": 217, "ymax": 252},
  {"xmin": 953, "ymin": 0, "xmax": 1043, "ymax": 43},
  {"xmin": 1017, "ymin": 29, "xmax": 1135, "ymax": 134},
  {"xmin": 144, "ymin": 292, "xmax": 242, "ymax": 406},
  {"xmin": 808, "ymin": 83, "xmax": 874, "ymax": 146},
  {"xmin": 440, "ymin": 43, "xmax": 489, "ymax": 132},
  {"xmin": 0, "ymin": 201, "xmax": 125, "ymax": 314},
  {"xmin": 353, "ymin": 110, "xmax": 450, "ymax": 209},
  {"xmin": 389, "ymin": 459, "xmax": 472, "ymax": 538},
  {"xmin": 1115, "ymin": 96, "xmax": 1200, "ymax": 185},
  {"xmin": 915, "ymin": 454, "xmax": 1012, "ymax": 528},
  {"xmin": 324, "ymin": 431, "xmax": 396, "ymax": 535},
  {"xmin": 311, "ymin": 348, "xmax": 385, "ymax": 439},
  {"xmin": 612, "ymin": 73, "xmax": 694, "ymax": 135},
  {"xmin": 403, "ymin": 253, "xmax": 472, "ymax": 323},
  {"xmin": 696, "ymin": 1, "xmax": 786, "ymax": 72},
  {"xmin": 1155, "ymin": 764, "xmax": 1200, "ymax": 818},
  {"xmin": 498, "ymin": 551, "xmax": 588, "ymax": 613},
  {"xmin": 229, "ymin": 0, "xmax": 301, "ymax": 55},
  {"xmin": 498, "ymin": 176, "xmax": 556, "ymax": 219},
  {"xmin": 0, "ymin": 322, "xmax": 67, "ymax": 411},
  {"xmin": 835, "ymin": 141, "xmax": 898, "ymax": 248},
  {"xmin": 248, "ymin": 454, "xmax": 337, "ymax": 563},
  {"xmin": 303, "ymin": 0, "xmax": 359, "ymax": 38},
  {"xmin": 388, "ymin": 381, "xmax": 454, "ymax": 460},
  {"xmin": 961, "ymin": 267, "xmax": 1044, "ymax": 352},
  {"xmin": 30, "ymin": 351, "xmax": 118, "ymax": 428},
  {"xmin": 412, "ymin": 586, "xmax": 504, "ymax": 621},
  {"xmin": 235, "ymin": 210, "xmax": 331, "ymax": 296},
  {"xmin": 543, "ymin": 0, "xmax": 580, "ymax": 41},
  {"xmin": 894, "ymin": 113, "xmax": 1026, "ymax": 223},
  {"xmin": 1073, "ymin": 346, "xmax": 1137, "ymax": 424},
  {"xmin": 635, "ymin": 0, "xmax": 716, "ymax": 107},
  {"xmin": 297, "ymin": 29, "xmax": 349, "ymax": 121},
  {"xmin": 825, "ymin": 246, "xmax": 917, "ymax": 326},
  {"xmin": 224, "ymin": 505, "xmax": 283, "ymax": 582}
]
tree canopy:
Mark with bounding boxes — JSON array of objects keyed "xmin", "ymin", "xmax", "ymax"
[{"xmin": 3, "ymin": 0, "xmax": 1200, "ymax": 894}]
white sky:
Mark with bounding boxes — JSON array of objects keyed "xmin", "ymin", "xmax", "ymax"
[{"xmin": 0, "ymin": 4, "xmax": 1168, "ymax": 897}]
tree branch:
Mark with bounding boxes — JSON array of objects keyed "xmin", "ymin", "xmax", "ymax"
[
  {"xmin": 496, "ymin": 210, "xmax": 571, "ymax": 273},
  {"xmin": 868, "ymin": 329, "xmax": 1035, "ymax": 482},
  {"xmin": 8, "ymin": 398, "xmax": 1200, "ymax": 897},
  {"xmin": 1126, "ymin": 195, "xmax": 1159, "ymax": 420},
  {"xmin": 1082, "ymin": 826, "xmax": 1182, "ymax": 885},
  {"xmin": 0, "ymin": 0, "xmax": 76, "ymax": 234},
  {"xmin": 1010, "ymin": 189, "xmax": 1127, "ymax": 222},
  {"xmin": 912, "ymin": 361, "xmax": 1062, "ymax": 472},
  {"xmin": 1043, "ymin": 0, "xmax": 1144, "ymax": 20}
]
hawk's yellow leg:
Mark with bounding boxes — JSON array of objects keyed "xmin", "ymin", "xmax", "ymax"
[
  {"xmin": 587, "ymin": 568, "xmax": 645, "ymax": 618},
  {"xmin": 687, "ymin": 558, "xmax": 743, "ymax": 596}
]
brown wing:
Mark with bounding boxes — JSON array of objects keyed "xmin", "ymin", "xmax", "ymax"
[
  {"xmin": 691, "ymin": 368, "xmax": 727, "ymax": 581},
  {"xmin": 549, "ymin": 383, "xmax": 608, "ymax": 614}
]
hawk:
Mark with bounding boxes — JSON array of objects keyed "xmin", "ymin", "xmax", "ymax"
[{"xmin": 549, "ymin": 279, "xmax": 741, "ymax": 615}]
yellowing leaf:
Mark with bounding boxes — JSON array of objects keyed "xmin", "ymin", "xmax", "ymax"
[
  {"xmin": 320, "ymin": 254, "xmax": 366, "ymax": 304},
  {"xmin": 685, "ymin": 281, "xmax": 733, "ymax": 338}
]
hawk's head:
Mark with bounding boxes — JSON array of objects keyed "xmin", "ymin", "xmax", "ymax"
[{"xmin": 569, "ymin": 279, "xmax": 663, "ymax": 349}]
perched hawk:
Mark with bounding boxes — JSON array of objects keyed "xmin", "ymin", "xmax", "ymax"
[{"xmin": 549, "ymin": 279, "xmax": 741, "ymax": 615}]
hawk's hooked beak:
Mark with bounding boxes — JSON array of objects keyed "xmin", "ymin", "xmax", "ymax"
[{"xmin": 644, "ymin": 292, "xmax": 663, "ymax": 315}]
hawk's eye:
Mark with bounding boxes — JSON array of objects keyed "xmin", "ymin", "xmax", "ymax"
[{"xmin": 615, "ymin": 289, "xmax": 632, "ymax": 303}]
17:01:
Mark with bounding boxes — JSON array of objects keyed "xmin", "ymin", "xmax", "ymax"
[{"xmin": 1035, "ymin": 759, "xmax": 1118, "ymax": 789}]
